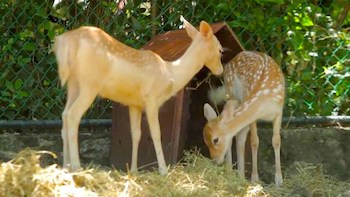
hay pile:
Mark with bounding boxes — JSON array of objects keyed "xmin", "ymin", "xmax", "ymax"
[{"xmin": 0, "ymin": 148, "xmax": 349, "ymax": 197}]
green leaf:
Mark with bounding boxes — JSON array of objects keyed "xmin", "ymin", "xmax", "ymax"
[
  {"xmin": 251, "ymin": 8, "xmax": 265, "ymax": 22},
  {"xmin": 23, "ymin": 42, "xmax": 36, "ymax": 51},
  {"xmin": 42, "ymin": 20, "xmax": 51, "ymax": 30},
  {"xmin": 255, "ymin": 0, "xmax": 284, "ymax": 4},
  {"xmin": 1, "ymin": 91, "xmax": 11, "ymax": 97},
  {"xmin": 229, "ymin": 21, "xmax": 246, "ymax": 28},
  {"xmin": 301, "ymin": 15, "xmax": 314, "ymax": 27},
  {"xmin": 17, "ymin": 55, "xmax": 31, "ymax": 65},
  {"xmin": 0, "ymin": 97, "xmax": 11, "ymax": 102},
  {"xmin": 131, "ymin": 16, "xmax": 141, "ymax": 30},
  {"xmin": 216, "ymin": 3, "xmax": 229, "ymax": 12},
  {"xmin": 48, "ymin": 29, "xmax": 56, "ymax": 40},
  {"xmin": 9, "ymin": 102, "xmax": 16, "ymax": 108},
  {"xmin": 17, "ymin": 91, "xmax": 29, "ymax": 98},
  {"xmin": 14, "ymin": 79, "xmax": 23, "ymax": 90},
  {"xmin": 43, "ymin": 80, "xmax": 51, "ymax": 87},
  {"xmin": 233, "ymin": 11, "xmax": 241, "ymax": 17},
  {"xmin": 35, "ymin": 6, "xmax": 47, "ymax": 18},
  {"xmin": 5, "ymin": 81, "xmax": 14, "ymax": 91},
  {"xmin": 8, "ymin": 38, "xmax": 14, "ymax": 45}
]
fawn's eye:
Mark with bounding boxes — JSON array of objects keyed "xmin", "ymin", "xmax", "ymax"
[{"xmin": 213, "ymin": 137, "xmax": 219, "ymax": 145}]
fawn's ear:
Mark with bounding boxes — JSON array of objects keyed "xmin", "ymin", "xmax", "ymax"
[
  {"xmin": 203, "ymin": 103, "xmax": 218, "ymax": 121},
  {"xmin": 181, "ymin": 16, "xmax": 198, "ymax": 39},
  {"xmin": 199, "ymin": 21, "xmax": 213, "ymax": 39},
  {"xmin": 220, "ymin": 100, "xmax": 238, "ymax": 123}
]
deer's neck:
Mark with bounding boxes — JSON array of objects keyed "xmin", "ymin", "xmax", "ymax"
[
  {"xmin": 225, "ymin": 99, "xmax": 262, "ymax": 137},
  {"xmin": 167, "ymin": 38, "xmax": 206, "ymax": 94}
]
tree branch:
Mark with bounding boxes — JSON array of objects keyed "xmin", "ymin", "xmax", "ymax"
[{"xmin": 336, "ymin": 3, "xmax": 350, "ymax": 30}]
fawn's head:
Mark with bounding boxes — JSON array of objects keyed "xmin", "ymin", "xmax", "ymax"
[
  {"xmin": 203, "ymin": 100, "xmax": 238, "ymax": 164},
  {"xmin": 182, "ymin": 16, "xmax": 223, "ymax": 75}
]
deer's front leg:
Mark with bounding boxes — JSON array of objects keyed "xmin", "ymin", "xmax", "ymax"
[
  {"xmin": 235, "ymin": 127, "xmax": 249, "ymax": 178},
  {"xmin": 225, "ymin": 140, "xmax": 233, "ymax": 168},
  {"xmin": 129, "ymin": 106, "xmax": 142, "ymax": 173},
  {"xmin": 145, "ymin": 102, "xmax": 168, "ymax": 175}
]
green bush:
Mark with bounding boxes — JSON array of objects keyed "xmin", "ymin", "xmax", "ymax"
[{"xmin": 0, "ymin": 0, "xmax": 349, "ymax": 120}]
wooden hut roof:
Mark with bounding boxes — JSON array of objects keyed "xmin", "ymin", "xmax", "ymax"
[{"xmin": 142, "ymin": 22, "xmax": 245, "ymax": 64}]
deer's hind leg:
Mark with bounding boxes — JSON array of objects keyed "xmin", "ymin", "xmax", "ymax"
[
  {"xmin": 250, "ymin": 121, "xmax": 259, "ymax": 182},
  {"xmin": 62, "ymin": 78, "xmax": 79, "ymax": 169},
  {"xmin": 272, "ymin": 113, "xmax": 283, "ymax": 186},
  {"xmin": 63, "ymin": 82, "xmax": 99, "ymax": 171}
]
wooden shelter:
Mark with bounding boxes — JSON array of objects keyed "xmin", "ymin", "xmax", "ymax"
[{"xmin": 109, "ymin": 22, "xmax": 245, "ymax": 171}]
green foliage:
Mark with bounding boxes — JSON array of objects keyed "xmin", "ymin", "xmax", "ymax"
[
  {"xmin": 0, "ymin": 0, "xmax": 63, "ymax": 119},
  {"xmin": 175, "ymin": 0, "xmax": 350, "ymax": 116},
  {"xmin": 280, "ymin": 0, "xmax": 350, "ymax": 115},
  {"xmin": 0, "ymin": 0, "xmax": 349, "ymax": 120}
]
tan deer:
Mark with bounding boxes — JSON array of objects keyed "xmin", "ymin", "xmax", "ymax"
[
  {"xmin": 53, "ymin": 17, "xmax": 224, "ymax": 175},
  {"xmin": 203, "ymin": 51, "xmax": 285, "ymax": 186}
]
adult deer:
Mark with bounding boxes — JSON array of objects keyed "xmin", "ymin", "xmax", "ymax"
[
  {"xmin": 203, "ymin": 51, "xmax": 285, "ymax": 186},
  {"xmin": 54, "ymin": 17, "xmax": 224, "ymax": 175}
]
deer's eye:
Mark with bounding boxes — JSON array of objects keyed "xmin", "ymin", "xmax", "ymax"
[{"xmin": 213, "ymin": 137, "xmax": 219, "ymax": 145}]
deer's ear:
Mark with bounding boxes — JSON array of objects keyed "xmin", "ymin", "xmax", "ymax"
[
  {"xmin": 220, "ymin": 100, "xmax": 237, "ymax": 123},
  {"xmin": 199, "ymin": 21, "xmax": 213, "ymax": 39},
  {"xmin": 181, "ymin": 16, "xmax": 198, "ymax": 39},
  {"xmin": 203, "ymin": 103, "xmax": 217, "ymax": 121}
]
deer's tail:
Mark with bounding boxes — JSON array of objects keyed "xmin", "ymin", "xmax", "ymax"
[
  {"xmin": 208, "ymin": 85, "xmax": 227, "ymax": 106},
  {"xmin": 53, "ymin": 35, "xmax": 72, "ymax": 87}
]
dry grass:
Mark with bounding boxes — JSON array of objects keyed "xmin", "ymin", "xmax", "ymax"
[{"xmin": 0, "ymin": 148, "xmax": 349, "ymax": 197}]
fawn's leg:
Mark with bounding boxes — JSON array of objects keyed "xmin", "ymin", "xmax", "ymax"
[
  {"xmin": 145, "ymin": 102, "xmax": 167, "ymax": 175},
  {"xmin": 65, "ymin": 87, "xmax": 97, "ymax": 171},
  {"xmin": 225, "ymin": 139, "xmax": 233, "ymax": 168},
  {"xmin": 250, "ymin": 121, "xmax": 259, "ymax": 182},
  {"xmin": 272, "ymin": 113, "xmax": 283, "ymax": 186},
  {"xmin": 129, "ymin": 106, "xmax": 142, "ymax": 173},
  {"xmin": 235, "ymin": 127, "xmax": 249, "ymax": 178},
  {"xmin": 61, "ymin": 79, "xmax": 79, "ymax": 169}
]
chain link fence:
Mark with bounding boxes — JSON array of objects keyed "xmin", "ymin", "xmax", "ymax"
[{"xmin": 0, "ymin": 0, "xmax": 349, "ymax": 122}]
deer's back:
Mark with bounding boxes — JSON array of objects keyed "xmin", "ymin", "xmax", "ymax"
[
  {"xmin": 224, "ymin": 51, "xmax": 285, "ymax": 104},
  {"xmin": 55, "ymin": 26, "xmax": 172, "ymax": 108}
]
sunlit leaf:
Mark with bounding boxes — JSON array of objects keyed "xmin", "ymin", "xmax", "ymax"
[{"xmin": 301, "ymin": 15, "xmax": 314, "ymax": 26}]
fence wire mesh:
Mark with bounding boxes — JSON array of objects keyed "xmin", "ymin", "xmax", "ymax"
[{"xmin": 0, "ymin": 0, "xmax": 349, "ymax": 121}]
